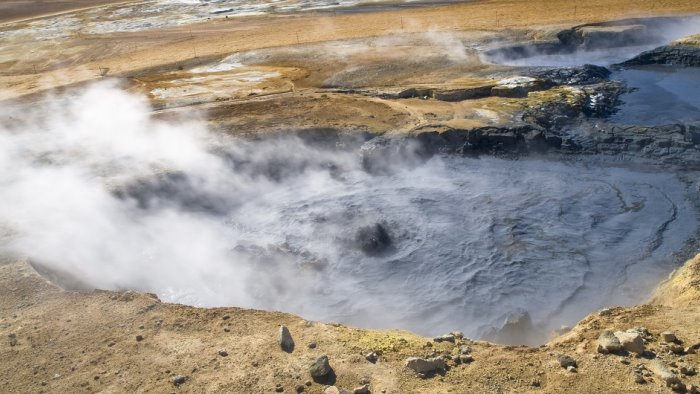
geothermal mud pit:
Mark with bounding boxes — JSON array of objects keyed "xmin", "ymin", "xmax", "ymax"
[{"xmin": 1, "ymin": 85, "xmax": 698, "ymax": 345}]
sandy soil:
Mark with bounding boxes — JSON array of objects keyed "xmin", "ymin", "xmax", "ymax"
[{"xmin": 1, "ymin": 254, "xmax": 699, "ymax": 393}]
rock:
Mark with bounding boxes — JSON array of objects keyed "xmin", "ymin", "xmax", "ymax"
[
  {"xmin": 404, "ymin": 357, "xmax": 446, "ymax": 375},
  {"xmin": 558, "ymin": 355, "xmax": 577, "ymax": 369},
  {"xmin": 661, "ymin": 331, "xmax": 678, "ymax": 343},
  {"xmin": 491, "ymin": 77, "xmax": 542, "ymax": 98},
  {"xmin": 671, "ymin": 382, "xmax": 687, "ymax": 393},
  {"xmin": 681, "ymin": 366, "xmax": 697, "ymax": 376},
  {"xmin": 218, "ymin": 349, "xmax": 228, "ymax": 357},
  {"xmin": 459, "ymin": 345, "xmax": 472, "ymax": 355},
  {"xmin": 135, "ymin": 335, "xmax": 144, "ymax": 342},
  {"xmin": 355, "ymin": 223, "xmax": 392, "ymax": 255},
  {"xmin": 685, "ymin": 346, "xmax": 696, "ymax": 354},
  {"xmin": 532, "ymin": 64, "xmax": 611, "ymax": 86},
  {"xmin": 275, "ymin": 385, "xmax": 284, "ymax": 393},
  {"xmin": 459, "ymin": 354, "xmax": 473, "ymax": 364},
  {"xmin": 669, "ymin": 343, "xmax": 685, "ymax": 354},
  {"xmin": 353, "ymin": 384, "xmax": 371, "ymax": 394},
  {"xmin": 279, "ymin": 325, "xmax": 295, "ymax": 353},
  {"xmin": 8, "ymin": 333, "xmax": 17, "ymax": 347},
  {"xmin": 531, "ymin": 379, "xmax": 541, "ymax": 387},
  {"xmin": 597, "ymin": 330, "xmax": 622, "ymax": 354},
  {"xmin": 614, "ymin": 330, "xmax": 644, "ymax": 355},
  {"xmin": 295, "ymin": 385, "xmax": 305, "ymax": 393},
  {"xmin": 633, "ymin": 373, "xmax": 646, "ymax": 384},
  {"xmin": 689, "ymin": 384, "xmax": 699, "ymax": 394},
  {"xmin": 324, "ymin": 387, "xmax": 351, "ymax": 394},
  {"xmin": 650, "ymin": 360, "xmax": 681, "ymax": 388},
  {"xmin": 451, "ymin": 331, "xmax": 464, "ymax": 339},
  {"xmin": 308, "ymin": 342, "xmax": 317, "ymax": 349},
  {"xmin": 365, "ymin": 352, "xmax": 378, "ymax": 363},
  {"xmin": 433, "ymin": 334, "xmax": 455, "ymax": 343},
  {"xmin": 567, "ymin": 366, "xmax": 577, "ymax": 373},
  {"xmin": 170, "ymin": 375, "xmax": 188, "ymax": 386},
  {"xmin": 310, "ymin": 355, "xmax": 332, "ymax": 380}
]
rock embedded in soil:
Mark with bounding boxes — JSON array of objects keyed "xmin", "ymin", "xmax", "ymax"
[
  {"xmin": 365, "ymin": 352, "xmax": 378, "ymax": 363},
  {"xmin": 353, "ymin": 384, "xmax": 370, "ymax": 394},
  {"xmin": 433, "ymin": 334, "xmax": 455, "ymax": 343},
  {"xmin": 310, "ymin": 355, "xmax": 332, "ymax": 380},
  {"xmin": 650, "ymin": 360, "xmax": 682, "ymax": 388},
  {"xmin": 661, "ymin": 331, "xmax": 678, "ymax": 343},
  {"xmin": 614, "ymin": 330, "xmax": 644, "ymax": 355},
  {"xmin": 558, "ymin": 355, "xmax": 577, "ymax": 369},
  {"xmin": 404, "ymin": 357, "xmax": 446, "ymax": 375},
  {"xmin": 597, "ymin": 330, "xmax": 622, "ymax": 354},
  {"xmin": 278, "ymin": 325, "xmax": 294, "ymax": 353},
  {"xmin": 170, "ymin": 375, "xmax": 188, "ymax": 386}
]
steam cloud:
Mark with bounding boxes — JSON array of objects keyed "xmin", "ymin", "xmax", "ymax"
[{"xmin": 1, "ymin": 82, "xmax": 697, "ymax": 344}]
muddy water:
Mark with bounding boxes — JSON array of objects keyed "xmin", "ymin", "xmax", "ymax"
[
  {"xmin": 610, "ymin": 66, "xmax": 700, "ymax": 125},
  {"xmin": 233, "ymin": 154, "xmax": 698, "ymax": 340}
]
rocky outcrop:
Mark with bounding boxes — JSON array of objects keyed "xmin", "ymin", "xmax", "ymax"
[
  {"xmin": 404, "ymin": 357, "xmax": 446, "ymax": 376},
  {"xmin": 617, "ymin": 45, "xmax": 700, "ymax": 67}
]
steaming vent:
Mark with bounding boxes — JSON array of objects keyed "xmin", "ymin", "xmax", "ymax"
[
  {"xmin": 483, "ymin": 16, "xmax": 700, "ymax": 66},
  {"xmin": 0, "ymin": 84, "xmax": 698, "ymax": 345}
]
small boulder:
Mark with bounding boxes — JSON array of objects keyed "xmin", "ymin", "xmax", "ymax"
[
  {"xmin": 459, "ymin": 345, "xmax": 472, "ymax": 355},
  {"xmin": 279, "ymin": 325, "xmax": 295, "ymax": 353},
  {"xmin": 681, "ymin": 366, "xmax": 697, "ymax": 376},
  {"xmin": 614, "ymin": 330, "xmax": 644, "ymax": 355},
  {"xmin": 661, "ymin": 331, "xmax": 678, "ymax": 343},
  {"xmin": 459, "ymin": 354, "xmax": 473, "ymax": 364},
  {"xmin": 558, "ymin": 355, "xmax": 577, "ymax": 369},
  {"xmin": 650, "ymin": 360, "xmax": 681, "ymax": 388},
  {"xmin": 404, "ymin": 357, "xmax": 446, "ymax": 375},
  {"xmin": 597, "ymin": 330, "xmax": 621, "ymax": 354},
  {"xmin": 365, "ymin": 352, "xmax": 378, "ymax": 364},
  {"xmin": 433, "ymin": 334, "xmax": 455, "ymax": 343},
  {"xmin": 669, "ymin": 343, "xmax": 685, "ymax": 355},
  {"xmin": 170, "ymin": 375, "xmax": 188, "ymax": 386},
  {"xmin": 310, "ymin": 355, "xmax": 332, "ymax": 380},
  {"xmin": 353, "ymin": 384, "xmax": 371, "ymax": 394}
]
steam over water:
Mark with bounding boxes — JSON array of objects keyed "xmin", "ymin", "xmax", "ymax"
[{"xmin": 0, "ymin": 84, "xmax": 698, "ymax": 343}]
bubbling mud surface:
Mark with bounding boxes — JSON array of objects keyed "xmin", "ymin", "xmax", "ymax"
[{"xmin": 0, "ymin": 85, "xmax": 698, "ymax": 344}]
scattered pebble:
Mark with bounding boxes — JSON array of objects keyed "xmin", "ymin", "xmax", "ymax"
[
  {"xmin": 295, "ymin": 384, "xmax": 305, "ymax": 393},
  {"xmin": 135, "ymin": 335, "xmax": 144, "ymax": 342},
  {"xmin": 170, "ymin": 375, "xmax": 188, "ymax": 386},
  {"xmin": 308, "ymin": 342, "xmax": 317, "ymax": 349},
  {"xmin": 558, "ymin": 355, "xmax": 577, "ymax": 369},
  {"xmin": 365, "ymin": 352, "xmax": 378, "ymax": 364},
  {"xmin": 218, "ymin": 350, "xmax": 228, "ymax": 357}
]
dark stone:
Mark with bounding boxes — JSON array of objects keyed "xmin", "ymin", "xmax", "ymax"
[
  {"xmin": 355, "ymin": 223, "xmax": 392, "ymax": 256},
  {"xmin": 310, "ymin": 355, "xmax": 333, "ymax": 381},
  {"xmin": 618, "ymin": 45, "xmax": 700, "ymax": 67}
]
